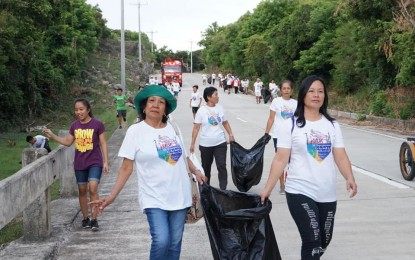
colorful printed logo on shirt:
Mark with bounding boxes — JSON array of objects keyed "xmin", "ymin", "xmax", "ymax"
[
  {"xmin": 207, "ymin": 109, "xmax": 222, "ymax": 126},
  {"xmin": 154, "ymin": 135, "xmax": 182, "ymax": 166},
  {"xmin": 280, "ymin": 105, "xmax": 295, "ymax": 120},
  {"xmin": 74, "ymin": 129, "xmax": 94, "ymax": 152},
  {"xmin": 306, "ymin": 129, "xmax": 331, "ymax": 162}
]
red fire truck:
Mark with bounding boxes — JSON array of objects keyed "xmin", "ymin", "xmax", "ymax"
[{"xmin": 161, "ymin": 58, "xmax": 183, "ymax": 86}]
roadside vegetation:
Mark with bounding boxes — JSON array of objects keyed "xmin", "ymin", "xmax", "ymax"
[{"xmin": 199, "ymin": 0, "xmax": 415, "ymax": 119}]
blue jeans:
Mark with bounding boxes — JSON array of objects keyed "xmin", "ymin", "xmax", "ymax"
[{"xmin": 145, "ymin": 208, "xmax": 187, "ymax": 260}]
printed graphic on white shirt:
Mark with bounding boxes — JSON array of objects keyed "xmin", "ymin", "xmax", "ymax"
[
  {"xmin": 207, "ymin": 109, "xmax": 222, "ymax": 126},
  {"xmin": 155, "ymin": 135, "xmax": 182, "ymax": 165},
  {"xmin": 281, "ymin": 105, "xmax": 295, "ymax": 119},
  {"xmin": 306, "ymin": 129, "xmax": 331, "ymax": 162}
]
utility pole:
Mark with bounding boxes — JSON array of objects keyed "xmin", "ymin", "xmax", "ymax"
[
  {"xmin": 146, "ymin": 30, "xmax": 157, "ymax": 52},
  {"xmin": 121, "ymin": 0, "xmax": 126, "ymax": 92},
  {"xmin": 189, "ymin": 40, "xmax": 193, "ymax": 74},
  {"xmin": 131, "ymin": 1, "xmax": 147, "ymax": 62}
]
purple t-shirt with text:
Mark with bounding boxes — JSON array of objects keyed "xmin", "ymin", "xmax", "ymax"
[{"xmin": 69, "ymin": 118, "xmax": 105, "ymax": 170}]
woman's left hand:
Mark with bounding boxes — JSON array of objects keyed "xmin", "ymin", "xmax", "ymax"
[
  {"xmin": 346, "ymin": 177, "xmax": 357, "ymax": 198},
  {"xmin": 103, "ymin": 162, "xmax": 109, "ymax": 175},
  {"xmin": 229, "ymin": 135, "xmax": 235, "ymax": 142}
]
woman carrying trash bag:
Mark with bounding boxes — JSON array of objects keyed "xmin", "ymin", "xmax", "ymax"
[
  {"xmin": 260, "ymin": 75, "xmax": 357, "ymax": 260},
  {"xmin": 190, "ymin": 86, "xmax": 235, "ymax": 190},
  {"xmin": 90, "ymin": 85, "xmax": 207, "ymax": 260}
]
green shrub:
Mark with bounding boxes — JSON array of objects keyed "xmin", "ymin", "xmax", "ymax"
[
  {"xmin": 399, "ymin": 100, "xmax": 415, "ymax": 120},
  {"xmin": 370, "ymin": 91, "xmax": 388, "ymax": 116}
]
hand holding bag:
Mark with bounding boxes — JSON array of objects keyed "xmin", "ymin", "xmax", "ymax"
[{"xmin": 170, "ymin": 121, "xmax": 205, "ymax": 223}]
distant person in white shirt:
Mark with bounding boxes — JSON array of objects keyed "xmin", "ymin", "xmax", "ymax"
[
  {"xmin": 254, "ymin": 78, "xmax": 263, "ymax": 104},
  {"xmin": 26, "ymin": 135, "xmax": 51, "ymax": 153},
  {"xmin": 211, "ymin": 73, "xmax": 216, "ymax": 85},
  {"xmin": 202, "ymin": 74, "xmax": 207, "ymax": 85},
  {"xmin": 172, "ymin": 78, "xmax": 181, "ymax": 99},
  {"xmin": 268, "ymin": 79, "xmax": 280, "ymax": 101},
  {"xmin": 189, "ymin": 85, "xmax": 202, "ymax": 119},
  {"xmin": 241, "ymin": 77, "xmax": 249, "ymax": 95}
]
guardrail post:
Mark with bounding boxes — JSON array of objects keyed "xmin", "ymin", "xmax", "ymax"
[
  {"xmin": 21, "ymin": 148, "xmax": 51, "ymax": 241},
  {"xmin": 58, "ymin": 130, "xmax": 78, "ymax": 197}
]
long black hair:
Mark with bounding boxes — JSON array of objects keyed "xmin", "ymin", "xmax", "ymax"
[
  {"xmin": 138, "ymin": 97, "xmax": 169, "ymax": 123},
  {"xmin": 74, "ymin": 98, "xmax": 93, "ymax": 118},
  {"xmin": 294, "ymin": 75, "xmax": 334, "ymax": 128}
]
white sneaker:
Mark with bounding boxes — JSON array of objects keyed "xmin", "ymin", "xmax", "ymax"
[{"xmin": 279, "ymin": 188, "xmax": 285, "ymax": 195}]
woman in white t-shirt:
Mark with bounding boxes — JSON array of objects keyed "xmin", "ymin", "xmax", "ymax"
[
  {"xmin": 189, "ymin": 85, "xmax": 202, "ymax": 119},
  {"xmin": 260, "ymin": 75, "xmax": 357, "ymax": 259},
  {"xmin": 265, "ymin": 80, "xmax": 297, "ymax": 195},
  {"xmin": 90, "ymin": 85, "xmax": 206, "ymax": 260},
  {"xmin": 254, "ymin": 78, "xmax": 263, "ymax": 104},
  {"xmin": 190, "ymin": 86, "xmax": 235, "ymax": 190}
]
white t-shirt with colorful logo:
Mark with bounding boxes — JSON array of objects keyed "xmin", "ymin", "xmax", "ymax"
[
  {"xmin": 118, "ymin": 121, "xmax": 191, "ymax": 212},
  {"xmin": 277, "ymin": 116, "xmax": 344, "ymax": 202},
  {"xmin": 269, "ymin": 97, "xmax": 298, "ymax": 138},
  {"xmin": 194, "ymin": 105, "xmax": 227, "ymax": 147},
  {"xmin": 190, "ymin": 92, "xmax": 202, "ymax": 107}
]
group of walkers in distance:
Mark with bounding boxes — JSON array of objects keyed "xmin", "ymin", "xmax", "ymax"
[{"xmin": 27, "ymin": 72, "xmax": 358, "ymax": 260}]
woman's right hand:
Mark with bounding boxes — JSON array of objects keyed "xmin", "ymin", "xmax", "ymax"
[
  {"xmin": 43, "ymin": 129, "xmax": 53, "ymax": 138},
  {"xmin": 190, "ymin": 144, "xmax": 195, "ymax": 153},
  {"xmin": 89, "ymin": 196, "xmax": 115, "ymax": 215}
]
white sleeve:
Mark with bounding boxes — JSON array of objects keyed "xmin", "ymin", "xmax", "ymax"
[
  {"xmin": 269, "ymin": 99, "xmax": 277, "ymax": 112},
  {"xmin": 277, "ymin": 119, "xmax": 293, "ymax": 148},
  {"xmin": 333, "ymin": 121, "xmax": 345, "ymax": 148},
  {"xmin": 194, "ymin": 106, "xmax": 203, "ymax": 124},
  {"xmin": 118, "ymin": 127, "xmax": 138, "ymax": 160}
]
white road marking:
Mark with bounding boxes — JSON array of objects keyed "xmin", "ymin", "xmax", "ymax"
[
  {"xmin": 341, "ymin": 124, "xmax": 406, "ymax": 141},
  {"xmin": 236, "ymin": 117, "xmax": 247, "ymax": 123},
  {"xmin": 352, "ymin": 165, "xmax": 409, "ymax": 189}
]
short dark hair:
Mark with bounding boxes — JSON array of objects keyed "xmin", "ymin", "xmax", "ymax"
[
  {"xmin": 26, "ymin": 136, "xmax": 34, "ymax": 142},
  {"xmin": 192, "ymin": 85, "xmax": 199, "ymax": 90},
  {"xmin": 117, "ymin": 88, "xmax": 123, "ymax": 91},
  {"xmin": 203, "ymin": 86, "xmax": 217, "ymax": 102}
]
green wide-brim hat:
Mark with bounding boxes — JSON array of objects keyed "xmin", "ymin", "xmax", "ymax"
[{"xmin": 134, "ymin": 85, "xmax": 177, "ymax": 115}]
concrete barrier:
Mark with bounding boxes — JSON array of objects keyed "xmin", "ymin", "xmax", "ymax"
[{"xmin": 0, "ymin": 131, "xmax": 77, "ymax": 241}]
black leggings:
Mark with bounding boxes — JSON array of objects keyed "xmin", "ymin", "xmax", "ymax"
[{"xmin": 286, "ymin": 192, "xmax": 337, "ymax": 260}]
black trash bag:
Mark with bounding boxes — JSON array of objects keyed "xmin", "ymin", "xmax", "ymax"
[
  {"xmin": 200, "ymin": 184, "xmax": 281, "ymax": 260},
  {"xmin": 261, "ymin": 89, "xmax": 271, "ymax": 104},
  {"xmin": 231, "ymin": 134, "xmax": 271, "ymax": 192}
]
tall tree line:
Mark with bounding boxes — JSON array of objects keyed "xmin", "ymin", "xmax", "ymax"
[
  {"xmin": 0, "ymin": 0, "xmax": 109, "ymax": 131},
  {"xmin": 199, "ymin": 0, "xmax": 415, "ymax": 115}
]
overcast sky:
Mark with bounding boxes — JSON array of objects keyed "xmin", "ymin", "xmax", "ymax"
[{"xmin": 86, "ymin": 0, "xmax": 263, "ymax": 52}]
